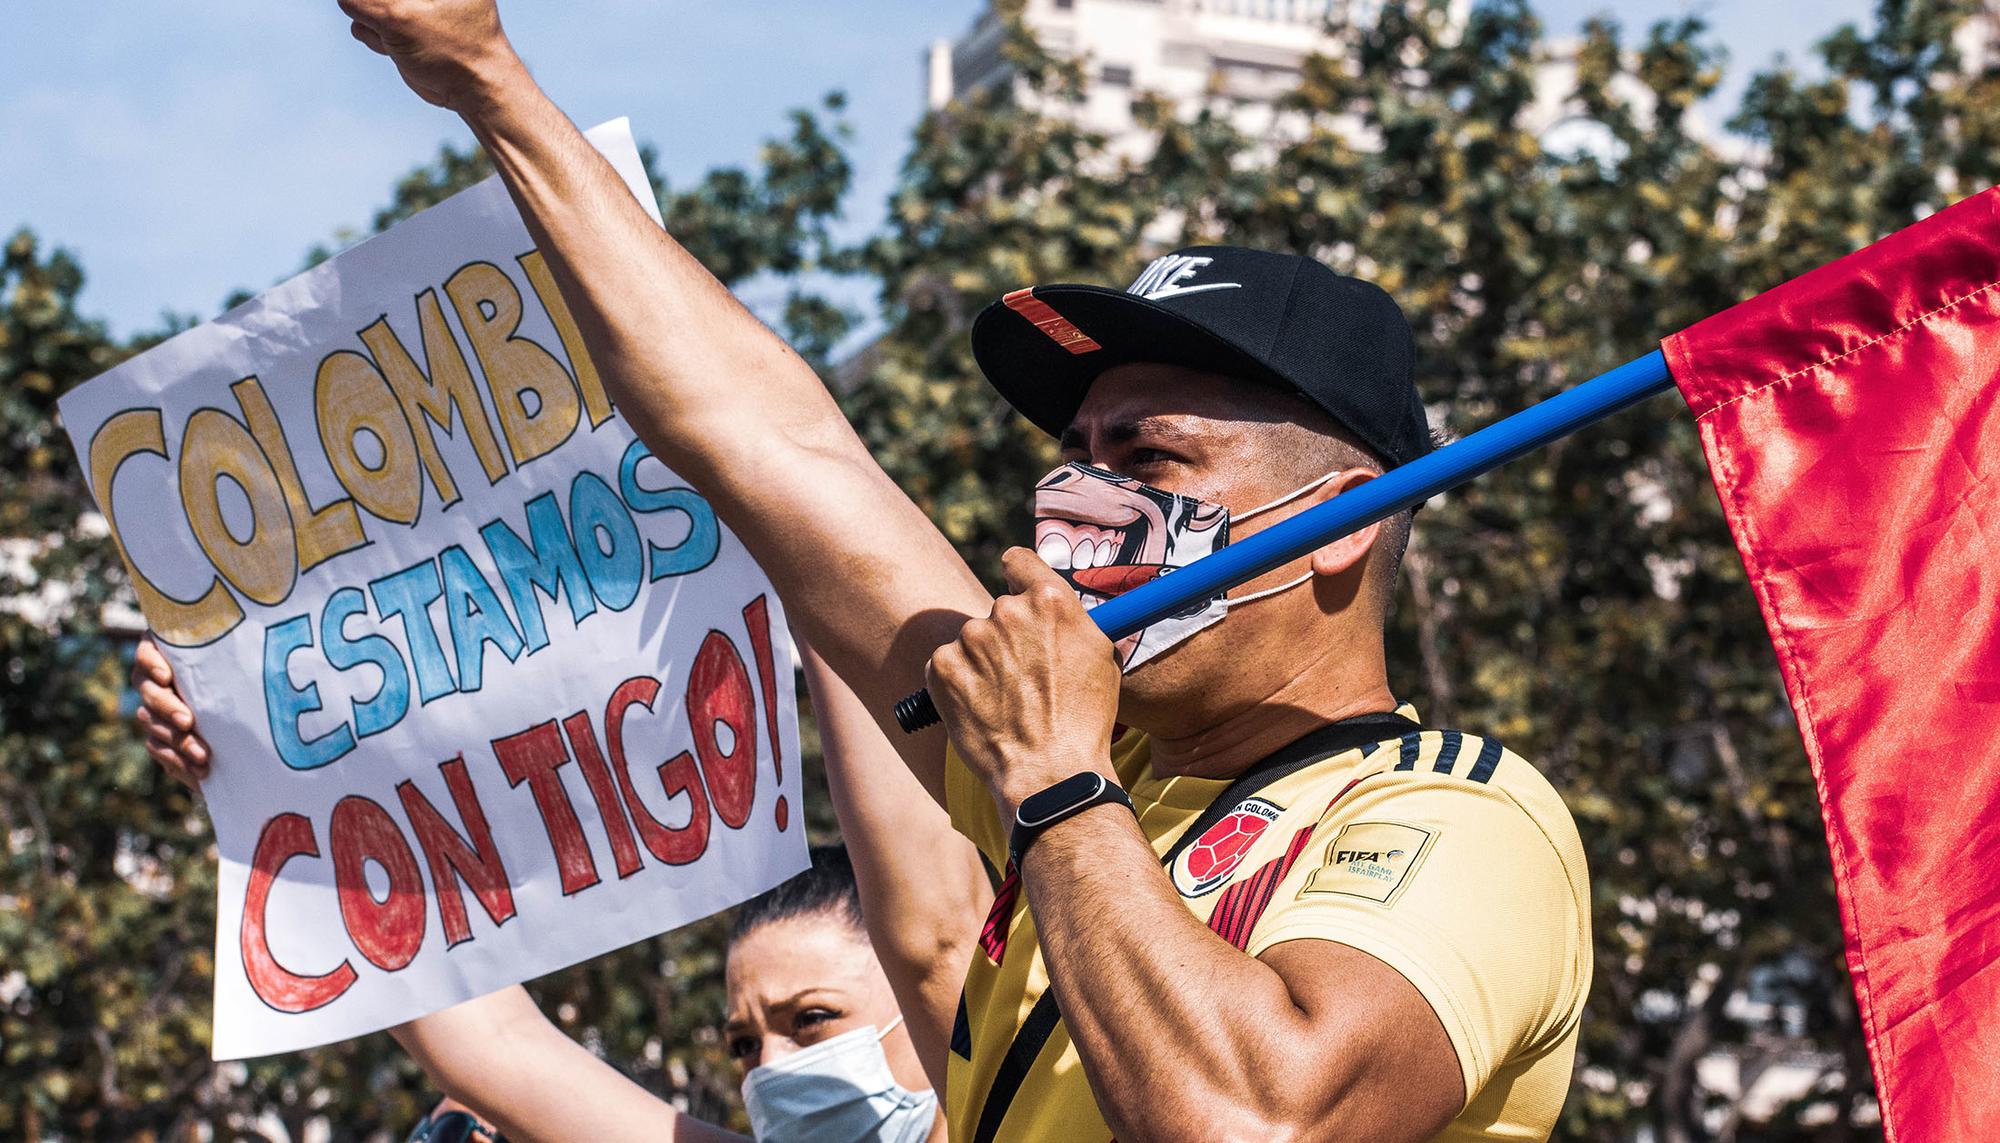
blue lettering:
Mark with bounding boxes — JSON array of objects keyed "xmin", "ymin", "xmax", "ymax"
[
  {"xmin": 319, "ymin": 586, "xmax": 411, "ymax": 738},
  {"xmin": 479, "ymin": 492, "xmax": 597, "ymax": 654},
  {"xmin": 262, "ymin": 614, "xmax": 357, "ymax": 771},
  {"xmin": 618, "ymin": 441, "xmax": 720, "ymax": 580},
  {"xmin": 569, "ymin": 471, "xmax": 642, "ymax": 611},
  {"xmin": 369, "ymin": 560, "xmax": 458, "ymax": 704},
  {"xmin": 438, "ymin": 545, "xmax": 525, "ymax": 693}
]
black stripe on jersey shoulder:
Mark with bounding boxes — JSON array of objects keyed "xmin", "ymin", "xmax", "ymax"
[
  {"xmin": 1394, "ymin": 732, "xmax": 1424, "ymax": 771},
  {"xmin": 1386, "ymin": 730, "xmax": 1507, "ymax": 784},
  {"xmin": 1432, "ymin": 729, "xmax": 1463, "ymax": 775},
  {"xmin": 1467, "ymin": 736, "xmax": 1504, "ymax": 783}
]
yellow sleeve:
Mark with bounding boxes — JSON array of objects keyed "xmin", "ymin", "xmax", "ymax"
[
  {"xmin": 944, "ymin": 742, "xmax": 1008, "ymax": 871},
  {"xmin": 945, "ymin": 730, "xmax": 1154, "ymax": 874},
  {"xmin": 1245, "ymin": 770, "xmax": 1589, "ymax": 1104}
]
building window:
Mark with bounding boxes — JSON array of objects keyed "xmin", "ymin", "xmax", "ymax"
[
  {"xmin": 1101, "ymin": 64, "xmax": 1134, "ymax": 86},
  {"xmin": 1053, "ymin": 0, "xmax": 1074, "ymax": 9}
]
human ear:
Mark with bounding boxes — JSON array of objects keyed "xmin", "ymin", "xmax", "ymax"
[{"xmin": 1306, "ymin": 469, "xmax": 1383, "ymax": 579}]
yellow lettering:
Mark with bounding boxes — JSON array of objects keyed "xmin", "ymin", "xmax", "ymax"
[
  {"xmin": 231, "ymin": 376, "xmax": 365, "ymax": 572},
  {"xmin": 180, "ymin": 407, "xmax": 297, "ymax": 607},
  {"xmin": 518, "ymin": 249, "xmax": 613, "ymax": 428},
  {"xmin": 316, "ymin": 350, "xmax": 424, "ymax": 525},
  {"xmin": 446, "ymin": 261, "xmax": 582, "ymax": 465},
  {"xmin": 360, "ymin": 290, "xmax": 509, "ymax": 509},
  {"xmin": 88, "ymin": 409, "xmax": 244, "ymax": 646}
]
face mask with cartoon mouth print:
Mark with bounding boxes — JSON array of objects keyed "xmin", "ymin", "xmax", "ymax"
[{"xmin": 1031, "ymin": 462, "xmax": 1342, "ymax": 672}]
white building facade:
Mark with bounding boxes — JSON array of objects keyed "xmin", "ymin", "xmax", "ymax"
[
  {"xmin": 927, "ymin": 0, "xmax": 1427, "ymax": 156},
  {"xmin": 925, "ymin": 0, "xmax": 1679, "ymax": 162}
]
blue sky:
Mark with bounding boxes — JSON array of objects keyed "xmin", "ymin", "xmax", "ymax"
[{"xmin": 3, "ymin": 0, "xmax": 1869, "ymax": 340}]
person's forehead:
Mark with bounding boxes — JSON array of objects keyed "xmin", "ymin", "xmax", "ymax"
[
  {"xmin": 1066, "ymin": 362, "xmax": 1304, "ymax": 436},
  {"xmin": 726, "ymin": 915, "xmax": 872, "ymax": 1000}
]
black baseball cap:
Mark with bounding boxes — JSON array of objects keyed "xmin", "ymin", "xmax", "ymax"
[{"xmin": 970, "ymin": 245, "xmax": 1431, "ymax": 470}]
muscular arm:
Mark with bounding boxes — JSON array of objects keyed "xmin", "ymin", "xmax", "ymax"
[
  {"xmin": 393, "ymin": 985, "xmax": 744, "ymax": 1143},
  {"xmin": 1021, "ymin": 814, "xmax": 1461, "ymax": 1142},
  {"xmin": 801, "ymin": 643, "xmax": 989, "ymax": 1094},
  {"xmin": 927, "ymin": 551, "xmax": 1462, "ymax": 1141},
  {"xmin": 340, "ymin": 0, "xmax": 991, "ymax": 802}
]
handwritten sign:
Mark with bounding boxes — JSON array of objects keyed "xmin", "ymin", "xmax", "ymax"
[{"xmin": 58, "ymin": 121, "xmax": 805, "ymax": 1059}]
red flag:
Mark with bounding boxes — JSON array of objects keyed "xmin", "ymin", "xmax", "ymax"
[{"xmin": 1664, "ymin": 189, "xmax": 2000, "ymax": 1140}]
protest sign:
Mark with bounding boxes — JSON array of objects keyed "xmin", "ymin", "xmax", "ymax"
[{"xmin": 57, "ymin": 120, "xmax": 806, "ymax": 1059}]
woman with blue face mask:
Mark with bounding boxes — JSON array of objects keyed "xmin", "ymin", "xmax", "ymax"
[
  {"xmin": 724, "ymin": 847, "xmax": 941, "ymax": 1142},
  {"xmin": 389, "ymin": 846, "xmax": 945, "ymax": 1143}
]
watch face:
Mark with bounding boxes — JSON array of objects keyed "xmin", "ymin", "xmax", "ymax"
[{"xmin": 1019, "ymin": 772, "xmax": 1107, "ymax": 828}]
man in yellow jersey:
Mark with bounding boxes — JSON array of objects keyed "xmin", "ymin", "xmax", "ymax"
[{"xmin": 332, "ymin": 3, "xmax": 1591, "ymax": 1139}]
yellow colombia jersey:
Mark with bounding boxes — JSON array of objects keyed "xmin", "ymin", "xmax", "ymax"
[{"xmin": 944, "ymin": 706, "xmax": 1592, "ymax": 1142}]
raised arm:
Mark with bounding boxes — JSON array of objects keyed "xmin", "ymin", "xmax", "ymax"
[
  {"xmin": 337, "ymin": 0, "xmax": 990, "ymax": 802},
  {"xmin": 393, "ymin": 986, "xmax": 742, "ymax": 1143},
  {"xmin": 800, "ymin": 643, "xmax": 989, "ymax": 1093}
]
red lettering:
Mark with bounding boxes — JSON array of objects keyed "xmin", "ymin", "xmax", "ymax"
[
  {"xmin": 492, "ymin": 720, "xmax": 600, "ymax": 895},
  {"xmin": 563, "ymin": 710, "xmax": 644, "ymax": 879},
  {"xmin": 329, "ymin": 796, "xmax": 427, "ymax": 971},
  {"xmin": 741, "ymin": 595, "xmax": 789, "ymax": 831},
  {"xmin": 241, "ymin": 812, "xmax": 357, "ymax": 1013},
  {"xmin": 688, "ymin": 630, "xmax": 757, "ymax": 829},
  {"xmin": 397, "ymin": 755, "xmax": 518, "ymax": 947},
  {"xmin": 606, "ymin": 675, "xmax": 711, "ymax": 865}
]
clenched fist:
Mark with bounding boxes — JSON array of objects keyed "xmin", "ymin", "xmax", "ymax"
[
  {"xmin": 337, "ymin": 0, "xmax": 525, "ymax": 113},
  {"xmin": 925, "ymin": 547, "xmax": 1122, "ymax": 818}
]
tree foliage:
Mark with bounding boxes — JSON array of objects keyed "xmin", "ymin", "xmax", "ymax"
[
  {"xmin": 7, "ymin": 0, "xmax": 1999, "ymax": 1137},
  {"xmin": 838, "ymin": 1, "xmax": 2000, "ymax": 1138}
]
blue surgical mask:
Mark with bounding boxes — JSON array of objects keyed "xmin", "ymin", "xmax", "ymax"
[{"xmin": 740, "ymin": 1014, "xmax": 937, "ymax": 1143}]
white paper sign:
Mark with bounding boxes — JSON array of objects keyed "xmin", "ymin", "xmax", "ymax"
[{"xmin": 58, "ymin": 121, "xmax": 806, "ymax": 1059}]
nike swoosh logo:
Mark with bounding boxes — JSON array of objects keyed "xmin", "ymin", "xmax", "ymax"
[{"xmin": 1137, "ymin": 282, "xmax": 1243, "ymax": 301}]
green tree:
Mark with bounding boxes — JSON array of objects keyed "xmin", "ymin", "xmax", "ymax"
[
  {"xmin": 0, "ymin": 231, "xmax": 272, "ymax": 1140},
  {"xmin": 839, "ymin": 0, "xmax": 1999, "ymax": 1137}
]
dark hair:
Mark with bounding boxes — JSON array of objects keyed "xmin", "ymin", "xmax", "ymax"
[{"xmin": 729, "ymin": 844, "xmax": 865, "ymax": 943}]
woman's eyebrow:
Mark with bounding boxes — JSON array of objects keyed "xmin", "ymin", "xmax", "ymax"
[{"xmin": 764, "ymin": 987, "xmax": 843, "ymax": 1016}]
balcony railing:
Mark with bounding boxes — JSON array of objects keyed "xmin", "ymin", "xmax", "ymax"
[{"xmin": 1164, "ymin": 0, "xmax": 1353, "ymax": 25}]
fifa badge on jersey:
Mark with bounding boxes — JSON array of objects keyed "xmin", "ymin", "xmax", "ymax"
[
  {"xmin": 1174, "ymin": 797, "xmax": 1284, "ymax": 898},
  {"xmin": 1299, "ymin": 821, "xmax": 1435, "ymax": 905}
]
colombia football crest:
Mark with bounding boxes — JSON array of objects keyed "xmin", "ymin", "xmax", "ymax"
[{"xmin": 1174, "ymin": 797, "xmax": 1284, "ymax": 897}]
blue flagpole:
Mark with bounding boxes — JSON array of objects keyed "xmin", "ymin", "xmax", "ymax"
[{"xmin": 895, "ymin": 348, "xmax": 1677, "ymax": 732}]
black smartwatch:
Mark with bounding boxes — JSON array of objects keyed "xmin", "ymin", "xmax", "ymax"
[{"xmin": 1009, "ymin": 772, "xmax": 1134, "ymax": 866}]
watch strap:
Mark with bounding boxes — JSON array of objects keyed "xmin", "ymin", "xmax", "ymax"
[{"xmin": 1009, "ymin": 772, "xmax": 1133, "ymax": 865}]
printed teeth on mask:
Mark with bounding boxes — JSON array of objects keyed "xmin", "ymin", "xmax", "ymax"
[{"xmin": 1035, "ymin": 522, "xmax": 1124, "ymax": 571}]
